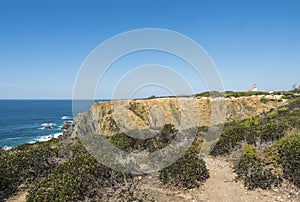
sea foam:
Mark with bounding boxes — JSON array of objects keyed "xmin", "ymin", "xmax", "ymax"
[
  {"xmin": 61, "ymin": 116, "xmax": 72, "ymax": 120},
  {"xmin": 36, "ymin": 132, "xmax": 63, "ymax": 142}
]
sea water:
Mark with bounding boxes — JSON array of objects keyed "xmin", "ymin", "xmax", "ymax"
[{"xmin": 0, "ymin": 100, "xmax": 78, "ymax": 149}]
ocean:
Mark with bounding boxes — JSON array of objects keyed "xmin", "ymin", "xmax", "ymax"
[{"xmin": 0, "ymin": 100, "xmax": 87, "ymax": 149}]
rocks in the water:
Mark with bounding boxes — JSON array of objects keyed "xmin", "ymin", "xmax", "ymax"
[
  {"xmin": 44, "ymin": 125, "xmax": 52, "ymax": 130},
  {"xmin": 61, "ymin": 121, "xmax": 73, "ymax": 130}
]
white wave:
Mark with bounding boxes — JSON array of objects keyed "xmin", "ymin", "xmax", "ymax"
[
  {"xmin": 36, "ymin": 136, "xmax": 52, "ymax": 142},
  {"xmin": 36, "ymin": 132, "xmax": 63, "ymax": 142},
  {"xmin": 61, "ymin": 116, "xmax": 72, "ymax": 120},
  {"xmin": 6, "ymin": 137, "xmax": 23, "ymax": 140},
  {"xmin": 41, "ymin": 123, "xmax": 55, "ymax": 126},
  {"xmin": 53, "ymin": 132, "xmax": 63, "ymax": 138},
  {"xmin": 2, "ymin": 145, "xmax": 12, "ymax": 150}
]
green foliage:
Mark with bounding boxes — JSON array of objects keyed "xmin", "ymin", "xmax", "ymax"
[
  {"xmin": 266, "ymin": 107, "xmax": 288, "ymax": 119},
  {"xmin": 109, "ymin": 124, "xmax": 178, "ymax": 153},
  {"xmin": 0, "ymin": 141, "xmax": 62, "ymax": 199},
  {"xmin": 210, "ymin": 97, "xmax": 300, "ymax": 156},
  {"xmin": 195, "ymin": 91, "xmax": 269, "ymax": 98},
  {"xmin": 281, "ymin": 95, "xmax": 290, "ymax": 99},
  {"xmin": 110, "ymin": 124, "xmax": 209, "ymax": 190},
  {"xmin": 109, "ymin": 132, "xmax": 133, "ymax": 152},
  {"xmin": 225, "ymin": 91, "xmax": 269, "ymax": 97},
  {"xmin": 0, "ymin": 148, "xmax": 5, "ymax": 156},
  {"xmin": 195, "ymin": 91, "xmax": 224, "ymax": 98},
  {"xmin": 158, "ymin": 143, "xmax": 209, "ymax": 189},
  {"xmin": 234, "ymin": 145, "xmax": 282, "ymax": 190},
  {"xmin": 147, "ymin": 95, "xmax": 156, "ymax": 99},
  {"xmin": 275, "ymin": 134, "xmax": 300, "ymax": 188},
  {"xmin": 0, "ymin": 139, "xmax": 84, "ymax": 200},
  {"xmin": 202, "ymin": 90, "xmax": 268, "ymax": 97},
  {"xmin": 260, "ymin": 97, "xmax": 270, "ymax": 104},
  {"xmin": 27, "ymin": 152, "xmax": 133, "ymax": 201},
  {"xmin": 210, "ymin": 119, "xmax": 259, "ymax": 156}
]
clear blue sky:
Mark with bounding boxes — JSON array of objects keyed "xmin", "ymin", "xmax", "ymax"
[{"xmin": 0, "ymin": 0, "xmax": 299, "ymax": 99}]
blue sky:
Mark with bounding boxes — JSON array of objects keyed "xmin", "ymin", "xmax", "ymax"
[{"xmin": 0, "ymin": 0, "xmax": 299, "ymax": 99}]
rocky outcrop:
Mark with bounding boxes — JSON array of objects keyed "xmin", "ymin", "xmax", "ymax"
[
  {"xmin": 61, "ymin": 121, "xmax": 73, "ymax": 130},
  {"xmin": 72, "ymin": 95, "xmax": 286, "ymax": 137}
]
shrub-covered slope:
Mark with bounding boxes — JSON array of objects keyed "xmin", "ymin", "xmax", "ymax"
[
  {"xmin": 209, "ymin": 97, "xmax": 300, "ymax": 189},
  {"xmin": 211, "ymin": 97, "xmax": 300, "ymax": 156}
]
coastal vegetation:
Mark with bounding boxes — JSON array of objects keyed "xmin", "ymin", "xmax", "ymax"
[
  {"xmin": 195, "ymin": 90, "xmax": 299, "ymax": 99},
  {"xmin": 0, "ymin": 92, "xmax": 300, "ymax": 201},
  {"xmin": 158, "ymin": 140, "xmax": 209, "ymax": 189},
  {"xmin": 0, "ymin": 138, "xmax": 84, "ymax": 200},
  {"xmin": 210, "ymin": 97, "xmax": 300, "ymax": 189}
]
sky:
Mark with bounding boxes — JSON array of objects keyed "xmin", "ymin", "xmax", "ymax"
[{"xmin": 0, "ymin": 0, "xmax": 299, "ymax": 99}]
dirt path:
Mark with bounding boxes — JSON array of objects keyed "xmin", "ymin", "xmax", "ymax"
[
  {"xmin": 138, "ymin": 156, "xmax": 299, "ymax": 202},
  {"xmin": 6, "ymin": 190, "xmax": 27, "ymax": 202},
  {"xmin": 199, "ymin": 157, "xmax": 280, "ymax": 202}
]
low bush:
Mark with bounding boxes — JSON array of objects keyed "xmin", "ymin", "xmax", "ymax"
[
  {"xmin": 0, "ymin": 141, "xmax": 60, "ymax": 199},
  {"xmin": 260, "ymin": 97, "xmax": 270, "ymax": 104},
  {"xmin": 27, "ymin": 152, "xmax": 133, "ymax": 201},
  {"xmin": 234, "ymin": 145, "xmax": 282, "ymax": 190},
  {"xmin": 210, "ymin": 97, "xmax": 300, "ymax": 156},
  {"xmin": 158, "ymin": 143, "xmax": 209, "ymax": 189},
  {"xmin": 109, "ymin": 124, "xmax": 178, "ymax": 153},
  {"xmin": 275, "ymin": 134, "xmax": 300, "ymax": 188},
  {"xmin": 0, "ymin": 138, "xmax": 84, "ymax": 200},
  {"xmin": 210, "ymin": 119, "xmax": 259, "ymax": 156},
  {"xmin": 0, "ymin": 148, "xmax": 5, "ymax": 156}
]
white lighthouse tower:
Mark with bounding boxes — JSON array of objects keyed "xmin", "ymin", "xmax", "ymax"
[{"xmin": 253, "ymin": 84, "xmax": 257, "ymax": 92}]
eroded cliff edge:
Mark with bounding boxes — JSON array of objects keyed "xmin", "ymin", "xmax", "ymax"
[{"xmin": 72, "ymin": 95, "xmax": 286, "ymax": 137}]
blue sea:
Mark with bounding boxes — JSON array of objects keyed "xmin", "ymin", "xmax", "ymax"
[{"xmin": 0, "ymin": 100, "xmax": 91, "ymax": 149}]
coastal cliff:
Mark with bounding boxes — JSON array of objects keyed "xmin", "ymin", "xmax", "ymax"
[
  {"xmin": 72, "ymin": 95, "xmax": 286, "ymax": 137},
  {"xmin": 3, "ymin": 95, "xmax": 300, "ymax": 202}
]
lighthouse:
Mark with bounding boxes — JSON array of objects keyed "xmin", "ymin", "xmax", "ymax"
[{"xmin": 253, "ymin": 84, "xmax": 257, "ymax": 92}]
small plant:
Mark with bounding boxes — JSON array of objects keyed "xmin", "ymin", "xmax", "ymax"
[
  {"xmin": 281, "ymin": 95, "xmax": 290, "ymax": 99},
  {"xmin": 275, "ymin": 134, "xmax": 300, "ymax": 188},
  {"xmin": 260, "ymin": 97, "xmax": 270, "ymax": 104},
  {"xmin": 234, "ymin": 145, "xmax": 282, "ymax": 190},
  {"xmin": 158, "ymin": 143, "xmax": 209, "ymax": 189}
]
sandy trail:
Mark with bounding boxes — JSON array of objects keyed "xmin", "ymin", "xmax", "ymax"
[{"xmin": 139, "ymin": 156, "xmax": 299, "ymax": 202}]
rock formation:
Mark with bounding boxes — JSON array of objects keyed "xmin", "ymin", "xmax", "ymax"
[{"xmin": 72, "ymin": 95, "xmax": 286, "ymax": 138}]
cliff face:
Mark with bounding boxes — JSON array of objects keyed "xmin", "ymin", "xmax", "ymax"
[{"xmin": 72, "ymin": 95, "xmax": 286, "ymax": 137}]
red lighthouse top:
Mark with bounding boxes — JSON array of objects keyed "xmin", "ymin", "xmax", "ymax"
[{"xmin": 253, "ymin": 84, "xmax": 257, "ymax": 88}]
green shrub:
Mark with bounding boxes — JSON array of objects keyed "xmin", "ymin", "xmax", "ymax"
[
  {"xmin": 109, "ymin": 132, "xmax": 134, "ymax": 152},
  {"xmin": 225, "ymin": 91, "xmax": 268, "ymax": 98},
  {"xmin": 210, "ymin": 119, "xmax": 259, "ymax": 156},
  {"xmin": 0, "ymin": 141, "xmax": 60, "ymax": 200},
  {"xmin": 211, "ymin": 97, "xmax": 300, "ymax": 156},
  {"xmin": 234, "ymin": 145, "xmax": 282, "ymax": 190},
  {"xmin": 109, "ymin": 124, "xmax": 178, "ymax": 153},
  {"xmin": 260, "ymin": 97, "xmax": 270, "ymax": 104},
  {"xmin": 281, "ymin": 95, "xmax": 290, "ymax": 99},
  {"xmin": 0, "ymin": 148, "xmax": 5, "ymax": 156},
  {"xmin": 0, "ymin": 139, "xmax": 85, "ymax": 200},
  {"xmin": 196, "ymin": 91, "xmax": 224, "ymax": 98},
  {"xmin": 275, "ymin": 134, "xmax": 300, "ymax": 188},
  {"xmin": 27, "ymin": 152, "xmax": 133, "ymax": 201},
  {"xmin": 258, "ymin": 121, "xmax": 289, "ymax": 142},
  {"xmin": 158, "ymin": 143, "xmax": 209, "ymax": 189}
]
